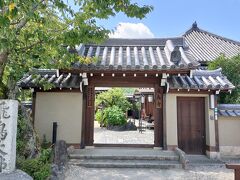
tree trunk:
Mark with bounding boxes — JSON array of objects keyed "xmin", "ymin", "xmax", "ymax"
[
  {"xmin": 0, "ymin": 51, "xmax": 9, "ymax": 98},
  {"xmin": 0, "ymin": 51, "xmax": 8, "ymax": 82},
  {"xmin": 7, "ymin": 77, "xmax": 18, "ymax": 99}
]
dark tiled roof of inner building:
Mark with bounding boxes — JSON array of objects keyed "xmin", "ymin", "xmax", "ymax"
[{"xmin": 184, "ymin": 22, "xmax": 240, "ymax": 62}]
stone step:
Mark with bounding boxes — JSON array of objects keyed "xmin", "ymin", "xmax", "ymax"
[
  {"xmin": 68, "ymin": 159, "xmax": 182, "ymax": 169},
  {"xmin": 69, "ymin": 148, "xmax": 179, "ymax": 161},
  {"xmin": 69, "ymin": 154, "xmax": 178, "ymax": 161},
  {"xmin": 186, "ymin": 155, "xmax": 224, "ymax": 167}
]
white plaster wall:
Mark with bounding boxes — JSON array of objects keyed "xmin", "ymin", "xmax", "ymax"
[
  {"xmin": 219, "ymin": 116, "xmax": 240, "ymax": 146},
  {"xmin": 165, "ymin": 94, "xmax": 178, "ymax": 146},
  {"xmin": 165, "ymin": 94, "xmax": 215, "ymax": 148},
  {"xmin": 218, "ymin": 116, "xmax": 240, "ymax": 156},
  {"xmin": 34, "ymin": 92, "xmax": 83, "ymax": 144}
]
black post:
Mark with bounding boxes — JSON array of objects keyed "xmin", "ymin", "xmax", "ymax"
[
  {"xmin": 52, "ymin": 122, "xmax": 57, "ymax": 144},
  {"xmin": 0, "ymin": 156, "xmax": 2, "ymax": 172}
]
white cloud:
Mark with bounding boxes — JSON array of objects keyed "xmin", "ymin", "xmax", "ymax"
[{"xmin": 109, "ymin": 22, "xmax": 155, "ymax": 38}]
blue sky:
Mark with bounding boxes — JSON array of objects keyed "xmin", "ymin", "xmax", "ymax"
[{"xmin": 71, "ymin": 0, "xmax": 240, "ymax": 41}]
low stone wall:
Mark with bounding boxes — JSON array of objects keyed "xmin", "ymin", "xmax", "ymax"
[{"xmin": 218, "ymin": 116, "xmax": 240, "ymax": 157}]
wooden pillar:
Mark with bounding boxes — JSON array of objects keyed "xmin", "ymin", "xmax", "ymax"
[
  {"xmin": 162, "ymin": 94, "xmax": 167, "ymax": 150},
  {"xmin": 80, "ymin": 86, "xmax": 87, "ymax": 148},
  {"xmin": 32, "ymin": 91, "xmax": 36, "ymax": 126},
  {"xmin": 154, "ymin": 85, "xmax": 163, "ymax": 147},
  {"xmin": 84, "ymin": 85, "xmax": 95, "ymax": 146},
  {"xmin": 214, "ymin": 95, "xmax": 220, "ymax": 152}
]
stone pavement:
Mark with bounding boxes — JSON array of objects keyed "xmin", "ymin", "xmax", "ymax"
[
  {"xmin": 0, "ymin": 170, "xmax": 33, "ymax": 180},
  {"xmin": 65, "ymin": 165, "xmax": 234, "ymax": 180},
  {"xmin": 94, "ymin": 120, "xmax": 154, "ymax": 144}
]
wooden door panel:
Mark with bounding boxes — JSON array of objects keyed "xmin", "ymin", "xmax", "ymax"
[{"xmin": 177, "ymin": 97, "xmax": 205, "ymax": 154}]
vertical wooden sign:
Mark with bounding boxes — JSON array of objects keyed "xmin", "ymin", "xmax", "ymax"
[
  {"xmin": 87, "ymin": 86, "xmax": 94, "ymax": 107},
  {"xmin": 155, "ymin": 87, "xmax": 163, "ymax": 109}
]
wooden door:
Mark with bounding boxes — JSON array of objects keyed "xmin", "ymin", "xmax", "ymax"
[{"xmin": 177, "ymin": 97, "xmax": 205, "ymax": 154}]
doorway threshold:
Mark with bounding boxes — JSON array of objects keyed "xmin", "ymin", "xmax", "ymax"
[{"xmin": 93, "ymin": 143, "xmax": 155, "ymax": 148}]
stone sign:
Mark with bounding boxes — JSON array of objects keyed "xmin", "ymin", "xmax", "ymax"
[{"xmin": 0, "ymin": 100, "xmax": 18, "ymax": 173}]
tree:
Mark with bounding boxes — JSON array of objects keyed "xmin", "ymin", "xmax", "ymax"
[
  {"xmin": 95, "ymin": 88, "xmax": 131, "ymax": 112},
  {"xmin": 0, "ymin": 0, "xmax": 153, "ymax": 98},
  {"xmin": 208, "ymin": 54, "xmax": 240, "ymax": 103}
]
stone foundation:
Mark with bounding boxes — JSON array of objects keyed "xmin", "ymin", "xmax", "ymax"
[
  {"xmin": 220, "ymin": 146, "xmax": 240, "ymax": 157},
  {"xmin": 206, "ymin": 151, "xmax": 220, "ymax": 159}
]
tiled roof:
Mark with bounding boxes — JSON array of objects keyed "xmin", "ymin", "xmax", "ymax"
[
  {"xmin": 17, "ymin": 69, "xmax": 84, "ymax": 89},
  {"xmin": 73, "ymin": 39, "xmax": 200, "ymax": 71},
  {"xmin": 184, "ymin": 22, "xmax": 240, "ymax": 62},
  {"xmin": 168, "ymin": 68, "xmax": 235, "ymax": 91},
  {"xmin": 18, "ymin": 68, "xmax": 234, "ymax": 91},
  {"xmin": 218, "ymin": 104, "xmax": 240, "ymax": 117},
  {"xmin": 91, "ymin": 38, "xmax": 184, "ymax": 46}
]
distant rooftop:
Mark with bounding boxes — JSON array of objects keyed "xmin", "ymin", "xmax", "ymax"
[
  {"xmin": 184, "ymin": 22, "xmax": 240, "ymax": 62},
  {"xmin": 73, "ymin": 22, "xmax": 240, "ymax": 71}
]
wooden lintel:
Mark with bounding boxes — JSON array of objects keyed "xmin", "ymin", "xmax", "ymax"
[{"xmin": 169, "ymin": 89, "xmax": 216, "ymax": 94}]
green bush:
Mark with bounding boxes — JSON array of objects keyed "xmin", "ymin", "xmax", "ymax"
[
  {"xmin": 95, "ymin": 88, "xmax": 131, "ymax": 127},
  {"xmin": 16, "ymin": 108, "xmax": 40, "ymax": 159},
  {"xmin": 18, "ymin": 158, "xmax": 44, "ymax": 177},
  {"xmin": 104, "ymin": 106, "xmax": 127, "ymax": 126},
  {"xmin": 33, "ymin": 163, "xmax": 51, "ymax": 180},
  {"xmin": 16, "ymin": 106, "xmax": 52, "ymax": 179},
  {"xmin": 95, "ymin": 110, "xmax": 106, "ymax": 126},
  {"xmin": 16, "ymin": 114, "xmax": 28, "ymax": 156},
  {"xmin": 17, "ymin": 148, "xmax": 52, "ymax": 180}
]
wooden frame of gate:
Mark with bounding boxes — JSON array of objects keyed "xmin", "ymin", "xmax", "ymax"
[{"xmin": 80, "ymin": 72, "xmax": 163, "ymax": 148}]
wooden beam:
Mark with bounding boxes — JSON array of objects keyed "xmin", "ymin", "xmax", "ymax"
[
  {"xmin": 89, "ymin": 76, "xmax": 159, "ymax": 87},
  {"xmin": 32, "ymin": 91, "xmax": 36, "ymax": 126},
  {"xmin": 168, "ymin": 89, "xmax": 215, "ymax": 94}
]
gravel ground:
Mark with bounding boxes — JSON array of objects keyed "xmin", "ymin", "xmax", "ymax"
[
  {"xmin": 94, "ymin": 120, "xmax": 154, "ymax": 144},
  {"xmin": 64, "ymin": 165, "xmax": 234, "ymax": 180}
]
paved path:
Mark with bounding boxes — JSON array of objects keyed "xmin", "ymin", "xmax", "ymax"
[
  {"xmin": 0, "ymin": 170, "xmax": 32, "ymax": 180},
  {"xmin": 94, "ymin": 120, "xmax": 154, "ymax": 144},
  {"xmin": 65, "ymin": 165, "xmax": 234, "ymax": 180}
]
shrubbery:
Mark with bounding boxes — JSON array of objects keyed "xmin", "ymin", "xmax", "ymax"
[
  {"xmin": 17, "ymin": 148, "xmax": 52, "ymax": 180},
  {"xmin": 16, "ymin": 107, "xmax": 52, "ymax": 180},
  {"xmin": 95, "ymin": 110, "xmax": 106, "ymax": 126},
  {"xmin": 104, "ymin": 106, "xmax": 127, "ymax": 126},
  {"xmin": 95, "ymin": 88, "xmax": 131, "ymax": 126}
]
